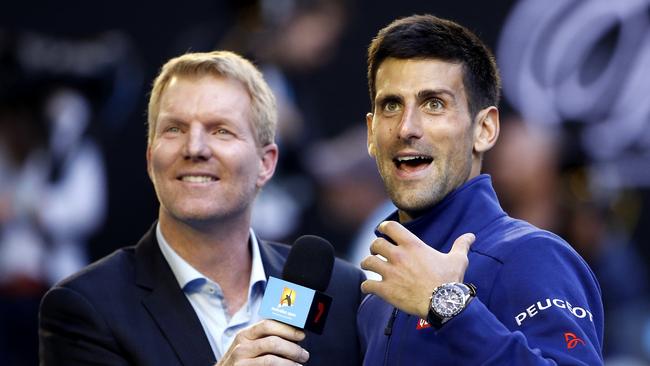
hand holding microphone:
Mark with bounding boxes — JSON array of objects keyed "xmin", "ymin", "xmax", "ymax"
[
  {"xmin": 216, "ymin": 320, "xmax": 309, "ymax": 366},
  {"xmin": 217, "ymin": 235, "xmax": 335, "ymax": 365}
]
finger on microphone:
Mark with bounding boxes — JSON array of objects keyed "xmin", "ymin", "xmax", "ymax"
[
  {"xmin": 255, "ymin": 353, "xmax": 309, "ymax": 366},
  {"xmin": 246, "ymin": 320, "xmax": 306, "ymax": 342},
  {"xmin": 255, "ymin": 339, "xmax": 309, "ymax": 364},
  {"xmin": 221, "ymin": 320, "xmax": 310, "ymax": 366}
]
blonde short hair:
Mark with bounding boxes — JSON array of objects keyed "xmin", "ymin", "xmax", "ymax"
[{"xmin": 147, "ymin": 50, "xmax": 277, "ymax": 146}]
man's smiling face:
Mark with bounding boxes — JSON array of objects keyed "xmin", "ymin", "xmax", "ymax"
[{"xmin": 147, "ymin": 74, "xmax": 276, "ymax": 227}]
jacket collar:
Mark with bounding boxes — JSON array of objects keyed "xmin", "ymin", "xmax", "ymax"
[
  {"xmin": 378, "ymin": 174, "xmax": 506, "ymax": 252},
  {"xmin": 134, "ymin": 223, "xmax": 215, "ymax": 365},
  {"xmin": 257, "ymin": 236, "xmax": 284, "ymax": 280}
]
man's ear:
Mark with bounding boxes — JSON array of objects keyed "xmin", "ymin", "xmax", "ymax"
[
  {"xmin": 146, "ymin": 145, "xmax": 153, "ymax": 182},
  {"xmin": 257, "ymin": 143, "xmax": 279, "ymax": 188},
  {"xmin": 473, "ymin": 106, "xmax": 499, "ymax": 154},
  {"xmin": 366, "ymin": 112, "xmax": 376, "ymax": 158}
]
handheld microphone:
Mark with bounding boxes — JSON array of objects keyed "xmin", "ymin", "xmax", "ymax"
[{"xmin": 259, "ymin": 235, "xmax": 334, "ymax": 334}]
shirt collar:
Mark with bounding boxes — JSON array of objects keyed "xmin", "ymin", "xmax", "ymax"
[{"xmin": 156, "ymin": 223, "xmax": 267, "ymax": 296}]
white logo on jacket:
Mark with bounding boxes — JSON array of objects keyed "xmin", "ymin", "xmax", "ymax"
[{"xmin": 515, "ymin": 298, "xmax": 593, "ymax": 326}]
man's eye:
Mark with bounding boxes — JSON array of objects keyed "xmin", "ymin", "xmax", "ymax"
[
  {"xmin": 425, "ymin": 99, "xmax": 443, "ymax": 111},
  {"xmin": 384, "ymin": 102, "xmax": 400, "ymax": 113},
  {"xmin": 165, "ymin": 126, "xmax": 181, "ymax": 133},
  {"xmin": 214, "ymin": 128, "xmax": 231, "ymax": 135}
]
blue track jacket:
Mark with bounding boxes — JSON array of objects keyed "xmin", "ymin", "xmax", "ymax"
[{"xmin": 357, "ymin": 175, "xmax": 604, "ymax": 365}]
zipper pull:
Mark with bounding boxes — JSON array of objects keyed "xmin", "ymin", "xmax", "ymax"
[{"xmin": 384, "ymin": 308, "xmax": 398, "ymax": 336}]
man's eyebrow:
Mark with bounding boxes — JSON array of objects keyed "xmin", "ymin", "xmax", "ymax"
[
  {"xmin": 157, "ymin": 115, "xmax": 175, "ymax": 124},
  {"xmin": 416, "ymin": 89, "xmax": 456, "ymax": 103},
  {"xmin": 375, "ymin": 94, "xmax": 403, "ymax": 106},
  {"xmin": 157, "ymin": 115, "xmax": 187, "ymax": 127}
]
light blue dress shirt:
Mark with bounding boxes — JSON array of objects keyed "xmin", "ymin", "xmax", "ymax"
[{"xmin": 156, "ymin": 224, "xmax": 267, "ymax": 360}]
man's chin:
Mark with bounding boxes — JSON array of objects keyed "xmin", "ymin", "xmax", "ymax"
[
  {"xmin": 164, "ymin": 207, "xmax": 224, "ymax": 225},
  {"xmin": 166, "ymin": 203, "xmax": 250, "ymax": 226},
  {"xmin": 392, "ymin": 200, "xmax": 429, "ymax": 217},
  {"xmin": 390, "ymin": 191, "xmax": 442, "ymax": 218}
]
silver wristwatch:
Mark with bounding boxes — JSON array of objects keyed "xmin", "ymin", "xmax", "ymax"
[{"xmin": 427, "ymin": 282, "xmax": 477, "ymax": 328}]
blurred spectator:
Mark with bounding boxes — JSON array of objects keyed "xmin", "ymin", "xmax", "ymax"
[
  {"xmin": 0, "ymin": 88, "xmax": 106, "ymax": 286},
  {"xmin": 559, "ymin": 168, "xmax": 650, "ymax": 362},
  {"xmin": 220, "ymin": 0, "xmax": 348, "ymax": 146},
  {"xmin": 302, "ymin": 125, "xmax": 388, "ymax": 257},
  {"xmin": 0, "ymin": 30, "xmax": 141, "ymax": 365},
  {"xmin": 486, "ymin": 116, "xmax": 561, "ymax": 231}
]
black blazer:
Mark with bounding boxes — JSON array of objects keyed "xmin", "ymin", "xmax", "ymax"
[{"xmin": 39, "ymin": 224, "xmax": 365, "ymax": 365}]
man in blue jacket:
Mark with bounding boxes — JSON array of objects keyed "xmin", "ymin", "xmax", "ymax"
[{"xmin": 357, "ymin": 14, "xmax": 604, "ymax": 365}]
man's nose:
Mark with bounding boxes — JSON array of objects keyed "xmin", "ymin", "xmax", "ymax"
[
  {"xmin": 398, "ymin": 105, "xmax": 423, "ymax": 140},
  {"xmin": 183, "ymin": 124, "xmax": 212, "ymax": 160}
]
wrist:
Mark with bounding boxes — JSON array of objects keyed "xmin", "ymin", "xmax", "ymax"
[{"xmin": 426, "ymin": 282, "xmax": 477, "ymax": 328}]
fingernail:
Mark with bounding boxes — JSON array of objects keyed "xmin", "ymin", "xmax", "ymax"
[
  {"xmin": 301, "ymin": 349, "xmax": 310, "ymax": 362},
  {"xmin": 360, "ymin": 282, "xmax": 368, "ymax": 294},
  {"xmin": 296, "ymin": 330, "xmax": 306, "ymax": 340}
]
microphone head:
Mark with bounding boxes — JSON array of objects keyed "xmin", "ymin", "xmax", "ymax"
[{"xmin": 282, "ymin": 235, "xmax": 335, "ymax": 292}]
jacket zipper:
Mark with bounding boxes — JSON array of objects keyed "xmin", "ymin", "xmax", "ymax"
[{"xmin": 383, "ymin": 307, "xmax": 398, "ymax": 365}]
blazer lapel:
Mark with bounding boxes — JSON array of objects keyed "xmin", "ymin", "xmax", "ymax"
[
  {"xmin": 135, "ymin": 224, "xmax": 215, "ymax": 366},
  {"xmin": 257, "ymin": 237, "xmax": 285, "ymax": 280}
]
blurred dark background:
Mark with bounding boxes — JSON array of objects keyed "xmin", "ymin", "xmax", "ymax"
[{"xmin": 1, "ymin": 0, "xmax": 649, "ymax": 365}]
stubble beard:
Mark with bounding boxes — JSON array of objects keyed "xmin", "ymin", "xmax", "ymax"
[
  {"xmin": 385, "ymin": 175, "xmax": 449, "ymax": 219},
  {"xmin": 383, "ymin": 154, "xmax": 474, "ymax": 220},
  {"xmin": 377, "ymin": 157, "xmax": 450, "ymax": 221}
]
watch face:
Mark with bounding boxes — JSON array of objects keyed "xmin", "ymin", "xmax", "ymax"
[{"xmin": 432, "ymin": 285, "xmax": 465, "ymax": 317}]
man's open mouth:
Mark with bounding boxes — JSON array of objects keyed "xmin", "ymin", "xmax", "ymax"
[{"xmin": 393, "ymin": 156, "xmax": 433, "ymax": 171}]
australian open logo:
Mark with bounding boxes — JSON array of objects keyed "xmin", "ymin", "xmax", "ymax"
[{"xmin": 279, "ymin": 287, "xmax": 296, "ymax": 307}]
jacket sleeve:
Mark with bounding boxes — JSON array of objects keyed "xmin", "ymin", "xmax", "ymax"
[
  {"xmin": 436, "ymin": 237, "xmax": 604, "ymax": 365},
  {"xmin": 39, "ymin": 286, "xmax": 130, "ymax": 366}
]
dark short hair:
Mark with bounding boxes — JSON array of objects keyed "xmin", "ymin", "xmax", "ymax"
[{"xmin": 367, "ymin": 14, "xmax": 501, "ymax": 118}]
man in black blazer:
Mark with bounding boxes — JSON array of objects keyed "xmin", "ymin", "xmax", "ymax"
[{"xmin": 39, "ymin": 50, "xmax": 365, "ymax": 365}]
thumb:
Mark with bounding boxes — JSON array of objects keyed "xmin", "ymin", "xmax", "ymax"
[{"xmin": 449, "ymin": 233, "xmax": 476, "ymax": 257}]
